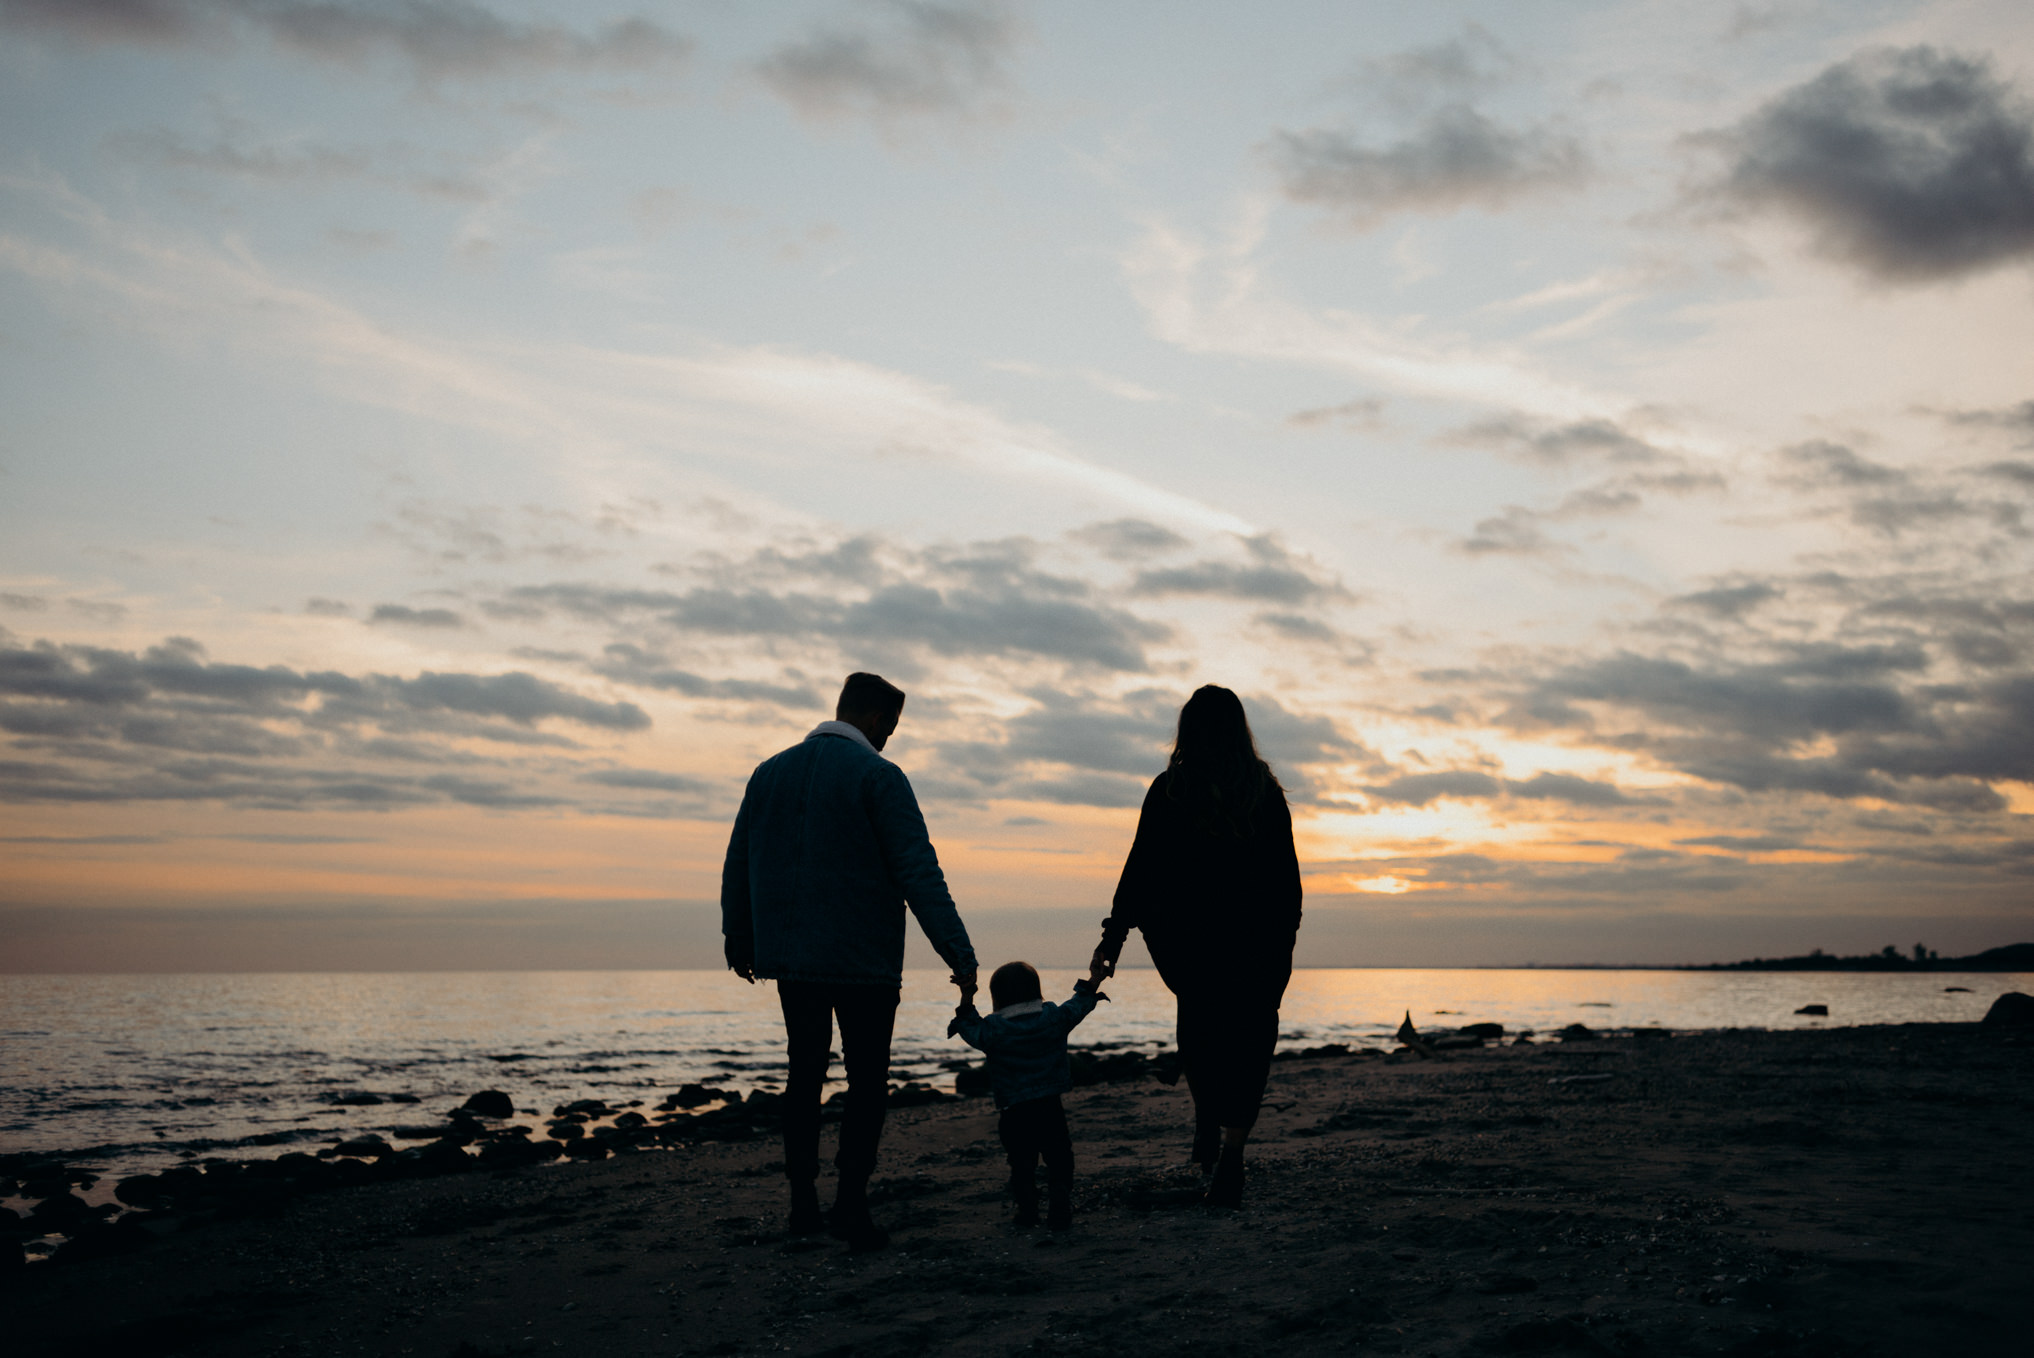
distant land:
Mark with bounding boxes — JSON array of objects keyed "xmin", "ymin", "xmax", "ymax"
[{"xmin": 1688, "ymin": 942, "xmax": 2034, "ymax": 972}]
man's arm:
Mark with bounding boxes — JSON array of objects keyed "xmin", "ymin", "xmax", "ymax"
[
  {"xmin": 869, "ymin": 762, "xmax": 978, "ymax": 981},
  {"xmin": 719, "ymin": 789, "xmax": 756, "ymax": 982}
]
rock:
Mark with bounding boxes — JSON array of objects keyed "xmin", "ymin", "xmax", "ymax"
[
  {"xmin": 392, "ymin": 1124, "xmax": 465, "ymax": 1141},
  {"xmin": 1795, "ymin": 1004, "xmax": 1829, "ymax": 1016},
  {"xmin": 555, "ymin": 1098, "xmax": 610, "ymax": 1118},
  {"xmin": 953, "ymin": 1065, "xmax": 993, "ymax": 1098},
  {"xmin": 332, "ymin": 1135, "xmax": 394, "ymax": 1159},
  {"xmin": 461, "ymin": 1090, "xmax": 515, "ymax": 1119},
  {"xmin": 742, "ymin": 1090, "xmax": 784, "ymax": 1117},
  {"xmin": 50, "ymin": 1214, "xmax": 152, "ymax": 1265},
  {"xmin": 666, "ymin": 1082, "xmax": 716, "ymax": 1109},
  {"xmin": 413, "ymin": 1140, "xmax": 474, "ymax": 1174},
  {"xmin": 1558, "ymin": 1024, "xmax": 1599, "ymax": 1042},
  {"xmin": 563, "ymin": 1139, "xmax": 610, "ymax": 1161},
  {"xmin": 0, "ymin": 1206, "xmax": 24, "ymax": 1236},
  {"xmin": 331, "ymin": 1091, "xmax": 385, "ymax": 1106},
  {"xmin": 388, "ymin": 1093, "xmax": 421, "ymax": 1104},
  {"xmin": 1629, "ymin": 1027, "xmax": 1672, "ymax": 1040},
  {"xmin": 1981, "ymin": 992, "xmax": 2034, "ymax": 1026},
  {"xmin": 27, "ymin": 1192, "xmax": 94, "ymax": 1230},
  {"xmin": 1461, "ymin": 1023, "xmax": 1505, "ymax": 1039},
  {"xmin": 546, "ymin": 1121, "xmax": 585, "ymax": 1141},
  {"xmin": 887, "ymin": 1082, "xmax": 955, "ymax": 1108},
  {"xmin": 613, "ymin": 1111, "xmax": 648, "ymax": 1129},
  {"xmin": 1945, "ymin": 986, "xmax": 1972, "ymax": 992},
  {"xmin": 114, "ymin": 1173, "xmax": 167, "ymax": 1207}
]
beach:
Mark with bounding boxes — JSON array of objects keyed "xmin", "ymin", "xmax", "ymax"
[{"xmin": 9, "ymin": 1018, "xmax": 2031, "ymax": 1356}]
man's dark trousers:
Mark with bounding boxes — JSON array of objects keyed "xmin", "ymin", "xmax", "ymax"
[{"xmin": 778, "ymin": 980, "xmax": 900, "ymax": 1189}]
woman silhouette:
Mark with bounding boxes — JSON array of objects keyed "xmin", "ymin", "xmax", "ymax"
[{"xmin": 1092, "ymin": 685, "xmax": 1302, "ymax": 1208}]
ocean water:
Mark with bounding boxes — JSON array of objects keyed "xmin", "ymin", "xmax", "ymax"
[{"xmin": 2, "ymin": 968, "xmax": 2025, "ymax": 1183}]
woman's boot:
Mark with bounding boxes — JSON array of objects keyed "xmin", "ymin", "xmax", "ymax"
[{"xmin": 1205, "ymin": 1144, "xmax": 1244, "ymax": 1209}]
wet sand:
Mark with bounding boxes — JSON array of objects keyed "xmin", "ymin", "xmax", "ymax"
[{"xmin": 10, "ymin": 1023, "xmax": 2031, "ymax": 1357}]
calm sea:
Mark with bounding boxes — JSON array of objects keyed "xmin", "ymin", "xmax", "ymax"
[{"xmin": 3, "ymin": 968, "xmax": 2025, "ymax": 1183}]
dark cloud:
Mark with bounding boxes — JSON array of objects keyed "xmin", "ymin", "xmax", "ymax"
[
  {"xmin": 1776, "ymin": 439, "xmax": 1902, "ymax": 488},
  {"xmin": 0, "ymin": 634, "xmax": 653, "ymax": 810},
  {"xmin": 594, "ymin": 644, "xmax": 821, "ymax": 709},
  {"xmin": 1704, "ymin": 46, "xmax": 2034, "ymax": 281},
  {"xmin": 1271, "ymin": 105, "xmax": 1587, "ymax": 229},
  {"xmin": 1676, "ymin": 833, "xmax": 1804, "ymax": 852},
  {"xmin": 368, "ymin": 603, "xmax": 466, "ymax": 629},
  {"xmin": 1448, "ymin": 414, "xmax": 1670, "ymax": 466},
  {"xmin": 1368, "ymin": 25, "xmax": 1514, "ymax": 108},
  {"xmin": 1068, "ymin": 519, "xmax": 1188, "ymax": 560},
  {"xmin": 1982, "ymin": 460, "xmax": 2034, "ymax": 487},
  {"xmin": 1131, "ymin": 536, "xmax": 1347, "ymax": 606},
  {"xmin": 1254, "ymin": 612, "xmax": 1340, "ymax": 644},
  {"xmin": 1, "ymin": 593, "xmax": 50, "ymax": 612},
  {"xmin": 1668, "ymin": 582, "xmax": 1782, "ymax": 619},
  {"xmin": 921, "ymin": 688, "xmax": 1357, "ymax": 809},
  {"xmin": 758, "ymin": 0, "xmax": 1017, "ymax": 130},
  {"xmin": 1360, "ymin": 768, "xmax": 1628, "ymax": 808},
  {"xmin": 1946, "ymin": 399, "xmax": 2034, "ymax": 445},
  {"xmin": 304, "ymin": 597, "xmax": 351, "ymax": 617},
  {"xmin": 579, "ymin": 767, "xmax": 710, "ymax": 794},
  {"xmin": 1506, "ymin": 771, "xmax": 1632, "ymax": 806},
  {"xmin": 510, "ymin": 539, "xmax": 1168, "ymax": 673},
  {"xmin": 0, "ymin": 0, "xmax": 693, "ymax": 78},
  {"xmin": 1362, "ymin": 770, "xmax": 1503, "ymax": 806},
  {"xmin": 1288, "ymin": 398, "xmax": 1385, "ymax": 431},
  {"xmin": 1458, "ymin": 506, "xmax": 1560, "ymax": 557}
]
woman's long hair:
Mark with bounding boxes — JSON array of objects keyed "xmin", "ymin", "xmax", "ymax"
[{"xmin": 1165, "ymin": 685, "xmax": 1280, "ymax": 837}]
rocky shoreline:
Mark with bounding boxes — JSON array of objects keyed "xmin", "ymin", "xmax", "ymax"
[{"xmin": 7, "ymin": 1018, "xmax": 2033, "ymax": 1356}]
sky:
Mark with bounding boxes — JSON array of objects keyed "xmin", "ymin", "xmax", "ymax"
[{"xmin": 2, "ymin": 0, "xmax": 2031, "ymax": 972}]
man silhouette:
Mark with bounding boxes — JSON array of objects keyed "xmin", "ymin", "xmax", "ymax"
[{"xmin": 721, "ymin": 672, "xmax": 978, "ymax": 1249}]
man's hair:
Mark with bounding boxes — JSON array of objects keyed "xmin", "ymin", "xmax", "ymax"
[
  {"xmin": 989, "ymin": 960, "xmax": 1042, "ymax": 1011},
  {"xmin": 837, "ymin": 672, "xmax": 906, "ymax": 719}
]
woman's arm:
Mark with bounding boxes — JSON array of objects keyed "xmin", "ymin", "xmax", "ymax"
[{"xmin": 1094, "ymin": 774, "xmax": 1169, "ymax": 973}]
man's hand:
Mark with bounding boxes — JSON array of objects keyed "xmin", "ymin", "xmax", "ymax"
[
  {"xmin": 1088, "ymin": 942, "xmax": 1117, "ymax": 983},
  {"xmin": 952, "ymin": 968, "xmax": 978, "ymax": 1005}
]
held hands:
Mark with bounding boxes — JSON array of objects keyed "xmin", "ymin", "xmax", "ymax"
[{"xmin": 951, "ymin": 967, "xmax": 978, "ymax": 1006}]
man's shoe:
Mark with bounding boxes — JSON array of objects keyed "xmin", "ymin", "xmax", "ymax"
[
  {"xmin": 788, "ymin": 1181, "xmax": 824, "ymax": 1236},
  {"xmin": 1205, "ymin": 1146, "xmax": 1244, "ymax": 1210}
]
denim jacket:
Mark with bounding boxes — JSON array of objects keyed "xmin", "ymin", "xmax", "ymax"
[
  {"xmin": 949, "ymin": 982, "xmax": 1103, "ymax": 1108},
  {"xmin": 721, "ymin": 723, "xmax": 976, "ymax": 986}
]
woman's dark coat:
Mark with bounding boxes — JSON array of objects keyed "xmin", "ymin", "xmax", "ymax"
[{"xmin": 1105, "ymin": 769, "xmax": 1303, "ymax": 1003}]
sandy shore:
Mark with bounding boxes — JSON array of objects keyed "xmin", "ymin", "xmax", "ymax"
[{"xmin": 9, "ymin": 1022, "xmax": 2031, "ymax": 1357}]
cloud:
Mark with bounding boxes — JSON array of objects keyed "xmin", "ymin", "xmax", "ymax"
[
  {"xmin": 1288, "ymin": 398, "xmax": 1385, "ymax": 431},
  {"xmin": 1946, "ymin": 399, "xmax": 2034, "ymax": 446},
  {"xmin": 1, "ymin": 0, "xmax": 694, "ymax": 79},
  {"xmin": 1775, "ymin": 439, "xmax": 1902, "ymax": 488},
  {"xmin": 304, "ymin": 597, "xmax": 351, "ymax": 617},
  {"xmin": 510, "ymin": 538, "xmax": 1171, "ymax": 673},
  {"xmin": 1359, "ymin": 768, "xmax": 1630, "ymax": 808},
  {"xmin": 1362, "ymin": 770, "xmax": 1503, "ymax": 806},
  {"xmin": 367, "ymin": 603, "xmax": 466, "ymax": 629},
  {"xmin": 1703, "ymin": 46, "xmax": 2034, "ymax": 282},
  {"xmin": 109, "ymin": 124, "xmax": 490, "ymax": 202},
  {"xmin": 1068, "ymin": 518, "xmax": 1188, "ymax": 560},
  {"xmin": 593, "ymin": 644, "xmax": 822, "ymax": 709},
  {"xmin": 1131, "ymin": 535, "xmax": 1348, "ymax": 606},
  {"xmin": 1669, "ymin": 582, "xmax": 1782, "ymax": 619},
  {"xmin": 1458, "ymin": 506, "xmax": 1561, "ymax": 557},
  {"xmin": 1367, "ymin": 25, "xmax": 1515, "ymax": 108},
  {"xmin": 758, "ymin": 0, "xmax": 1018, "ymax": 133},
  {"xmin": 0, "ymin": 633, "xmax": 655, "ymax": 810},
  {"xmin": 1271, "ymin": 104, "xmax": 1588, "ymax": 229},
  {"xmin": 579, "ymin": 767, "xmax": 710, "ymax": 794},
  {"xmin": 1447, "ymin": 413, "xmax": 1671, "ymax": 466},
  {"xmin": 0, "ymin": 593, "xmax": 50, "ymax": 612}
]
